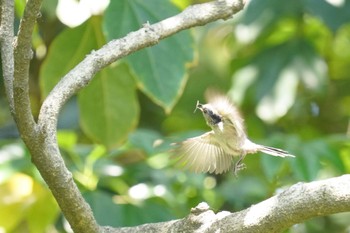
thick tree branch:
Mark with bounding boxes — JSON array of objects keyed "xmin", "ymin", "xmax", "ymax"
[
  {"xmin": 0, "ymin": 0, "xmax": 15, "ymax": 114},
  {"xmin": 5, "ymin": 0, "xmax": 101, "ymax": 232},
  {"xmin": 13, "ymin": 0, "xmax": 42, "ymax": 136},
  {"xmin": 101, "ymin": 175, "xmax": 350, "ymax": 233},
  {"xmin": 27, "ymin": 141, "xmax": 101, "ymax": 233},
  {"xmin": 30, "ymin": 0, "xmax": 244, "ymax": 232},
  {"xmin": 37, "ymin": 0, "xmax": 244, "ymax": 129},
  {"xmin": 2, "ymin": 0, "xmax": 350, "ymax": 232}
]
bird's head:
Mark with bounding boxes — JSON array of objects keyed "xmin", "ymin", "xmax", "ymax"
[{"xmin": 194, "ymin": 100, "xmax": 222, "ymax": 127}]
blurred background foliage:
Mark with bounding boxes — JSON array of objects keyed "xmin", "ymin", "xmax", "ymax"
[{"xmin": 1, "ymin": 0, "xmax": 350, "ymax": 232}]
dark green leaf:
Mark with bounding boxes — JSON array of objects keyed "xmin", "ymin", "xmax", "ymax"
[
  {"xmin": 78, "ymin": 64, "xmax": 139, "ymax": 149},
  {"xmin": 128, "ymin": 129, "xmax": 163, "ymax": 154},
  {"xmin": 239, "ymin": 0, "xmax": 304, "ymax": 41},
  {"xmin": 291, "ymin": 141, "xmax": 322, "ymax": 181},
  {"xmin": 40, "ymin": 18, "xmax": 101, "ymax": 97},
  {"xmin": 84, "ymin": 190, "xmax": 122, "ymax": 227},
  {"xmin": 103, "ymin": 0, "xmax": 194, "ymax": 112},
  {"xmin": 260, "ymin": 154, "xmax": 286, "ymax": 181},
  {"xmin": 305, "ymin": 0, "xmax": 350, "ymax": 32}
]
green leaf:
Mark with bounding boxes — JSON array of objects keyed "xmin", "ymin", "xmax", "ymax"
[
  {"xmin": 40, "ymin": 18, "xmax": 101, "ymax": 97},
  {"xmin": 84, "ymin": 191, "xmax": 174, "ymax": 227},
  {"xmin": 258, "ymin": 134, "xmax": 296, "ymax": 180},
  {"xmin": 291, "ymin": 141, "xmax": 323, "ymax": 181},
  {"xmin": 254, "ymin": 40, "xmax": 326, "ymax": 121},
  {"xmin": 24, "ymin": 181, "xmax": 59, "ymax": 233},
  {"xmin": 84, "ymin": 190, "xmax": 122, "ymax": 227},
  {"xmin": 219, "ymin": 176, "xmax": 268, "ymax": 209},
  {"xmin": 57, "ymin": 130, "xmax": 78, "ymax": 150},
  {"xmin": 40, "ymin": 17, "xmax": 138, "ymax": 148},
  {"xmin": 103, "ymin": 0, "xmax": 194, "ymax": 113},
  {"xmin": 241, "ymin": 0, "xmax": 350, "ymax": 37},
  {"xmin": 137, "ymin": 197, "xmax": 175, "ymax": 223},
  {"xmin": 252, "ymin": 42, "xmax": 294, "ymax": 101},
  {"xmin": 260, "ymin": 154, "xmax": 286, "ymax": 181},
  {"xmin": 311, "ymin": 139, "xmax": 345, "ymax": 174},
  {"xmin": 233, "ymin": 39, "xmax": 326, "ymax": 121},
  {"xmin": 305, "ymin": 0, "xmax": 350, "ymax": 33},
  {"xmin": 0, "ymin": 174, "xmax": 59, "ymax": 232},
  {"xmin": 78, "ymin": 63, "xmax": 139, "ymax": 149},
  {"xmin": 238, "ymin": 0, "xmax": 304, "ymax": 41},
  {"xmin": 292, "ymin": 41, "xmax": 327, "ymax": 93},
  {"xmin": 128, "ymin": 128, "xmax": 163, "ymax": 154}
]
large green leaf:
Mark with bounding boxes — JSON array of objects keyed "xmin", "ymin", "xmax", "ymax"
[
  {"xmin": 78, "ymin": 64, "xmax": 139, "ymax": 149},
  {"xmin": 103, "ymin": 0, "xmax": 194, "ymax": 113},
  {"xmin": 40, "ymin": 18, "xmax": 139, "ymax": 148},
  {"xmin": 39, "ymin": 18, "xmax": 101, "ymax": 97}
]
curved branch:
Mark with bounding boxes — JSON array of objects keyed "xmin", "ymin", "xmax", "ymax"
[
  {"xmin": 13, "ymin": 0, "xmax": 42, "ymax": 135},
  {"xmin": 30, "ymin": 0, "xmax": 245, "ymax": 232},
  {"xmin": 37, "ymin": 0, "xmax": 244, "ymax": 129},
  {"xmin": 102, "ymin": 175, "xmax": 350, "ymax": 233},
  {"xmin": 1, "ymin": 0, "xmax": 101, "ymax": 232}
]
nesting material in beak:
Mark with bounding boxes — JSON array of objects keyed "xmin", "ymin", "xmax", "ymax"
[{"xmin": 194, "ymin": 100, "xmax": 203, "ymax": 113}]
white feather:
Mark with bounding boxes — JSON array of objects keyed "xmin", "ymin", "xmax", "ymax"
[{"xmin": 175, "ymin": 132, "xmax": 232, "ymax": 174}]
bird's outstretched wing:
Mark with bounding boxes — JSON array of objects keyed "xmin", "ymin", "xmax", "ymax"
[{"xmin": 173, "ymin": 131, "xmax": 233, "ymax": 174}]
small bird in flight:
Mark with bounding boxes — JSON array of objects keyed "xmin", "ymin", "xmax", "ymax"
[{"xmin": 174, "ymin": 93, "xmax": 294, "ymax": 175}]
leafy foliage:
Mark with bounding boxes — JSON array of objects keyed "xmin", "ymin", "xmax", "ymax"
[
  {"xmin": 103, "ymin": 0, "xmax": 194, "ymax": 112},
  {"xmin": 1, "ymin": 0, "xmax": 350, "ymax": 232}
]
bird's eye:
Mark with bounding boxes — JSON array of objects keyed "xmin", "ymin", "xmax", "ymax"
[
  {"xmin": 205, "ymin": 109, "xmax": 221, "ymax": 124},
  {"xmin": 211, "ymin": 113, "xmax": 222, "ymax": 124}
]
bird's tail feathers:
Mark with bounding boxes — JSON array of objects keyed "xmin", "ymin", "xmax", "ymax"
[{"xmin": 259, "ymin": 145, "xmax": 294, "ymax": 158}]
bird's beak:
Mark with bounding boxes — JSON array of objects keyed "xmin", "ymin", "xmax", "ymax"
[{"xmin": 194, "ymin": 100, "xmax": 203, "ymax": 113}]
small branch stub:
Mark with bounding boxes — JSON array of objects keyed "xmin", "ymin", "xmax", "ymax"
[{"xmin": 191, "ymin": 202, "xmax": 211, "ymax": 215}]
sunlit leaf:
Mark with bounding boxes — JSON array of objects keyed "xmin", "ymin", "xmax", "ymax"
[
  {"xmin": 0, "ymin": 174, "xmax": 58, "ymax": 232},
  {"xmin": 57, "ymin": 130, "xmax": 78, "ymax": 150},
  {"xmin": 24, "ymin": 181, "xmax": 59, "ymax": 233}
]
